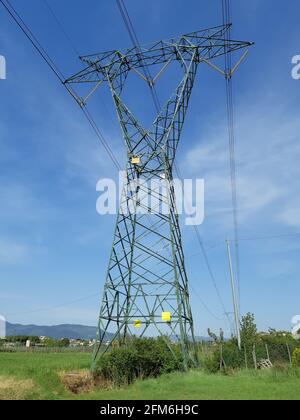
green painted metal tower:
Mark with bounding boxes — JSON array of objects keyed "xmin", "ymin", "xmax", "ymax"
[{"xmin": 65, "ymin": 24, "xmax": 252, "ymax": 370}]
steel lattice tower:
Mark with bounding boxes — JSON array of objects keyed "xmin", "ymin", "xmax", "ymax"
[{"xmin": 65, "ymin": 24, "xmax": 252, "ymax": 369}]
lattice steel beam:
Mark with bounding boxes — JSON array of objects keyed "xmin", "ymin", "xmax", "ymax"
[{"xmin": 65, "ymin": 24, "xmax": 253, "ymax": 370}]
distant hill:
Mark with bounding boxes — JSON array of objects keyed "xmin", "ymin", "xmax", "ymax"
[
  {"xmin": 6, "ymin": 323, "xmax": 210, "ymax": 342},
  {"xmin": 6, "ymin": 323, "xmax": 106, "ymax": 340}
]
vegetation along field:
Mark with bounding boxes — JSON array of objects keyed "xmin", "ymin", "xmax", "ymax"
[
  {"xmin": 0, "ymin": 352, "xmax": 300, "ymax": 400},
  {"xmin": 1, "ymin": 314, "xmax": 300, "ymax": 400}
]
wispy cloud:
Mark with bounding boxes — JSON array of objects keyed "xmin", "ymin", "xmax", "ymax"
[
  {"xmin": 279, "ymin": 207, "xmax": 300, "ymax": 228},
  {"xmin": 183, "ymin": 100, "xmax": 300, "ymax": 234},
  {"xmin": 0, "ymin": 239, "xmax": 30, "ymax": 265}
]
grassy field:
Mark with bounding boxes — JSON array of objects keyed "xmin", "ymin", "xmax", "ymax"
[{"xmin": 0, "ymin": 352, "xmax": 299, "ymax": 400}]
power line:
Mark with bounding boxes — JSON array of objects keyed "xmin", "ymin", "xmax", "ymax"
[
  {"xmin": 5, "ymin": 239, "xmax": 226, "ymax": 321},
  {"xmin": 0, "ymin": 0, "xmax": 121, "ymax": 172},
  {"xmin": 115, "ymin": 1, "xmax": 229, "ymax": 322},
  {"xmin": 42, "ymin": 0, "xmax": 80, "ymax": 57},
  {"xmin": 189, "ymin": 285, "xmax": 223, "ymax": 321},
  {"xmin": 0, "ymin": 0, "xmax": 65, "ymax": 82},
  {"xmin": 222, "ymin": 0, "xmax": 241, "ymax": 306},
  {"xmin": 3, "ymin": 0, "xmax": 229, "ymax": 325},
  {"xmin": 81, "ymin": 107, "xmax": 121, "ymax": 170},
  {"xmin": 5, "ymin": 286, "xmax": 222, "ymax": 322},
  {"xmin": 5, "ymin": 293, "xmax": 99, "ymax": 318},
  {"xmin": 116, "ymin": 0, "xmax": 185, "ymax": 183},
  {"xmin": 237, "ymin": 232, "xmax": 300, "ymax": 242},
  {"xmin": 192, "ymin": 226, "xmax": 229, "ymax": 318},
  {"xmin": 42, "ymin": 1, "xmax": 121, "ymax": 170},
  {"xmin": 115, "ymin": 0, "xmax": 161, "ymax": 113},
  {"xmin": 174, "ymin": 164, "xmax": 229, "ymax": 321},
  {"xmin": 189, "ymin": 232, "xmax": 300, "ymax": 255}
]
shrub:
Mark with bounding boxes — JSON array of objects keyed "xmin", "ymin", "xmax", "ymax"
[
  {"xmin": 202, "ymin": 339, "xmax": 299, "ymax": 374},
  {"xmin": 96, "ymin": 337, "xmax": 184, "ymax": 386},
  {"xmin": 292, "ymin": 348, "xmax": 300, "ymax": 367},
  {"xmin": 222, "ymin": 341, "xmax": 245, "ymax": 369},
  {"xmin": 202, "ymin": 340, "xmax": 245, "ymax": 373},
  {"xmin": 204, "ymin": 313, "xmax": 300, "ymax": 373},
  {"xmin": 202, "ymin": 352, "xmax": 220, "ymax": 374}
]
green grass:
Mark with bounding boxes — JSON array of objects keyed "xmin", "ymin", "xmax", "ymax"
[{"xmin": 0, "ymin": 352, "xmax": 299, "ymax": 400}]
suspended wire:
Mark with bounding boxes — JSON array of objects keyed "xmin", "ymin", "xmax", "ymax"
[
  {"xmin": 0, "ymin": 0, "xmax": 123, "ymax": 318},
  {"xmin": 222, "ymin": 0, "xmax": 241, "ymax": 307},
  {"xmin": 6, "ymin": 288, "xmax": 222, "ymax": 322},
  {"xmin": 42, "ymin": 1, "xmax": 121, "ymax": 170},
  {"xmin": 116, "ymin": 1, "xmax": 188, "ymax": 186},
  {"xmin": 3, "ymin": 0, "xmax": 230, "ymax": 324},
  {"xmin": 236, "ymin": 232, "xmax": 300, "ymax": 242},
  {"xmin": 8, "ymin": 229, "xmax": 299, "ymax": 319},
  {"xmin": 6, "ymin": 253, "xmax": 222, "ymax": 320},
  {"xmin": 115, "ymin": 0, "xmax": 161, "ymax": 113},
  {"xmin": 0, "ymin": 0, "xmax": 65, "ymax": 82},
  {"xmin": 42, "ymin": 0, "xmax": 81, "ymax": 57},
  {"xmin": 0, "ymin": 0, "xmax": 121, "ymax": 172},
  {"xmin": 82, "ymin": 107, "xmax": 121, "ymax": 170},
  {"xmin": 38, "ymin": 0, "xmax": 163, "ymax": 256},
  {"xmin": 5, "ymin": 293, "xmax": 99, "ymax": 318},
  {"xmin": 116, "ymin": 0, "xmax": 188, "ymax": 187},
  {"xmin": 189, "ymin": 285, "xmax": 223, "ymax": 321},
  {"xmin": 193, "ymin": 226, "xmax": 229, "ymax": 317},
  {"xmin": 117, "ymin": 0, "xmax": 184, "ymax": 182},
  {"xmin": 116, "ymin": 0, "xmax": 229, "ymax": 323},
  {"xmin": 174, "ymin": 163, "xmax": 229, "ymax": 322},
  {"xmin": 190, "ymin": 232, "xmax": 300, "ymax": 255},
  {"xmin": 162, "ymin": 144, "xmax": 228, "ymax": 323}
]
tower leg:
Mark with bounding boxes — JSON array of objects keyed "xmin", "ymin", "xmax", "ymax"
[{"xmin": 92, "ymin": 160, "xmax": 198, "ymax": 370}]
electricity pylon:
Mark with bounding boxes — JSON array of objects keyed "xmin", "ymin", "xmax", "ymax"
[{"xmin": 65, "ymin": 24, "xmax": 252, "ymax": 370}]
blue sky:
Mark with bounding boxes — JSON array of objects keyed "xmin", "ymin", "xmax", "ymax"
[{"xmin": 0, "ymin": 0, "xmax": 300, "ymax": 336}]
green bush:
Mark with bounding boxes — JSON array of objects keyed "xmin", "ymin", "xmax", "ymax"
[
  {"xmin": 202, "ymin": 352, "xmax": 220, "ymax": 374},
  {"xmin": 222, "ymin": 341, "xmax": 245, "ymax": 369},
  {"xmin": 204, "ymin": 313, "xmax": 300, "ymax": 374},
  {"xmin": 96, "ymin": 337, "xmax": 184, "ymax": 386},
  {"xmin": 292, "ymin": 348, "xmax": 300, "ymax": 367},
  {"xmin": 202, "ymin": 340, "xmax": 245, "ymax": 373},
  {"xmin": 202, "ymin": 340, "xmax": 297, "ymax": 374}
]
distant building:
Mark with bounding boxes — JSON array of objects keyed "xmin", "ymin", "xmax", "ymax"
[
  {"xmin": 69, "ymin": 338, "xmax": 86, "ymax": 347},
  {"xmin": 4, "ymin": 342, "xmax": 18, "ymax": 349}
]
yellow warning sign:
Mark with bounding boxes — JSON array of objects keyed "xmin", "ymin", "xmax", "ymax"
[
  {"xmin": 134, "ymin": 320, "xmax": 141, "ymax": 328},
  {"xmin": 131, "ymin": 156, "xmax": 140, "ymax": 165},
  {"xmin": 162, "ymin": 312, "xmax": 171, "ymax": 322}
]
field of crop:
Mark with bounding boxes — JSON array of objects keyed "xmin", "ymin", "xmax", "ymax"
[{"xmin": 0, "ymin": 352, "xmax": 299, "ymax": 400}]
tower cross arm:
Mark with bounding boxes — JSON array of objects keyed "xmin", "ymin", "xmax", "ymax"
[{"xmin": 64, "ymin": 24, "xmax": 253, "ymax": 86}]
